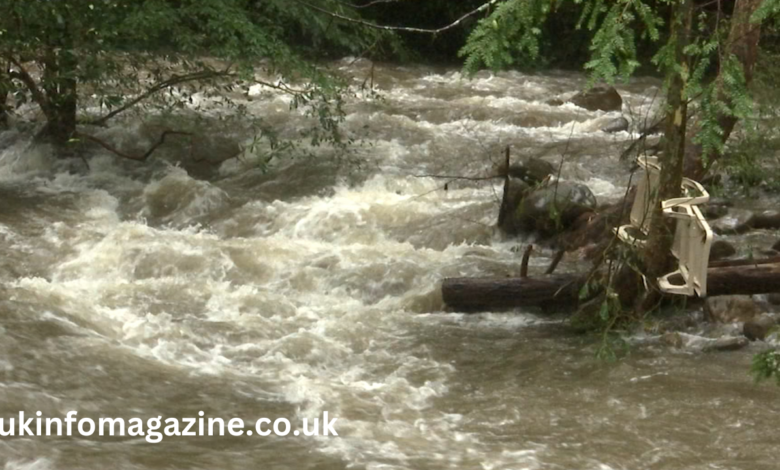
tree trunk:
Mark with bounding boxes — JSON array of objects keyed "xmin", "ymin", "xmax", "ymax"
[
  {"xmin": 38, "ymin": 47, "xmax": 78, "ymax": 148},
  {"xmin": 635, "ymin": 0, "xmax": 694, "ymax": 310},
  {"xmin": 0, "ymin": 68, "xmax": 10, "ymax": 129},
  {"xmin": 683, "ymin": 0, "xmax": 763, "ymax": 179}
]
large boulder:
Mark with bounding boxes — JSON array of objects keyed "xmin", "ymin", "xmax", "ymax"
[
  {"xmin": 569, "ymin": 85, "xmax": 623, "ymax": 112},
  {"xmin": 510, "ymin": 181, "xmax": 598, "ymax": 236},
  {"xmin": 704, "ymin": 295, "xmax": 765, "ymax": 323}
]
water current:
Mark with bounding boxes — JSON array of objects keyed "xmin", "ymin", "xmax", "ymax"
[{"xmin": 1, "ymin": 59, "xmax": 778, "ymax": 470}]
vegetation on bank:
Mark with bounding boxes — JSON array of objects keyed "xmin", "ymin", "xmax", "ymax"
[{"xmin": 2, "ymin": 0, "xmax": 779, "ymax": 383}]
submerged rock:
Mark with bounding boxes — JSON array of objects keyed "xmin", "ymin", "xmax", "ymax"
[
  {"xmin": 710, "ymin": 209, "xmax": 755, "ymax": 234},
  {"xmin": 752, "ymin": 210, "xmax": 780, "ymax": 230},
  {"xmin": 704, "ymin": 295, "xmax": 765, "ymax": 323},
  {"xmin": 505, "ymin": 158, "xmax": 555, "ymax": 185},
  {"xmin": 710, "ymin": 208, "xmax": 780, "ymax": 234},
  {"xmin": 772, "ymin": 239, "xmax": 780, "ymax": 252},
  {"xmin": 702, "ymin": 202, "xmax": 730, "ymax": 220},
  {"xmin": 709, "ymin": 239, "xmax": 737, "ymax": 261},
  {"xmin": 743, "ymin": 314, "xmax": 779, "ymax": 341},
  {"xmin": 661, "ymin": 332, "xmax": 749, "ymax": 352},
  {"xmin": 569, "ymin": 85, "xmax": 623, "ymax": 112},
  {"xmin": 601, "ymin": 116, "xmax": 629, "ymax": 133},
  {"xmin": 702, "ymin": 336, "xmax": 750, "ymax": 352}
]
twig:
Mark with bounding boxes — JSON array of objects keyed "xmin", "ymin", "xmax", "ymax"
[
  {"xmin": 341, "ymin": 0, "xmax": 403, "ymax": 9},
  {"xmin": 85, "ymin": 69, "xmax": 232, "ymax": 126},
  {"xmin": 546, "ymin": 249, "xmax": 565, "ymax": 275},
  {"xmin": 295, "ymin": 0, "xmax": 499, "ymax": 34},
  {"xmin": 76, "ymin": 130, "xmax": 192, "ymax": 161},
  {"xmin": 411, "ymin": 173, "xmax": 500, "ymax": 181},
  {"xmin": 5, "ymin": 55, "xmax": 50, "ymax": 117},
  {"xmin": 520, "ymin": 244, "xmax": 533, "ymax": 278}
]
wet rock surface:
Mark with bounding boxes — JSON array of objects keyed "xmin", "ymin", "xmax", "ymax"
[
  {"xmin": 709, "ymin": 239, "xmax": 737, "ymax": 261},
  {"xmin": 661, "ymin": 332, "xmax": 749, "ymax": 352},
  {"xmin": 702, "ymin": 201, "xmax": 731, "ymax": 220},
  {"xmin": 509, "ymin": 181, "xmax": 598, "ymax": 236},
  {"xmin": 753, "ymin": 210, "xmax": 780, "ymax": 230},
  {"xmin": 744, "ymin": 314, "xmax": 779, "ymax": 341},
  {"xmin": 569, "ymin": 85, "xmax": 623, "ymax": 112},
  {"xmin": 710, "ymin": 208, "xmax": 756, "ymax": 234},
  {"xmin": 505, "ymin": 158, "xmax": 556, "ymax": 185},
  {"xmin": 704, "ymin": 295, "xmax": 765, "ymax": 323},
  {"xmin": 601, "ymin": 116, "xmax": 629, "ymax": 133}
]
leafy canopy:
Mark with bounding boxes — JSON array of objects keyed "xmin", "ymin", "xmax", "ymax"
[{"xmin": 0, "ymin": 0, "xmax": 397, "ymax": 161}]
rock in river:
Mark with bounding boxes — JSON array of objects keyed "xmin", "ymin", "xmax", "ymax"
[
  {"xmin": 601, "ymin": 116, "xmax": 629, "ymax": 133},
  {"xmin": 569, "ymin": 85, "xmax": 623, "ymax": 112},
  {"xmin": 509, "ymin": 181, "xmax": 598, "ymax": 236}
]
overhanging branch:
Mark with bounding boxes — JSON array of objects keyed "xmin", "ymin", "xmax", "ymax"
[
  {"xmin": 295, "ymin": 0, "xmax": 499, "ymax": 34},
  {"xmin": 85, "ymin": 69, "xmax": 232, "ymax": 126},
  {"xmin": 76, "ymin": 130, "xmax": 192, "ymax": 161},
  {"xmin": 5, "ymin": 55, "xmax": 51, "ymax": 117}
]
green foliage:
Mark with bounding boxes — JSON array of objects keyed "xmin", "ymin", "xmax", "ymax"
[
  {"xmin": 582, "ymin": 0, "xmax": 663, "ymax": 84},
  {"xmin": 459, "ymin": 0, "xmax": 551, "ymax": 73},
  {"xmin": 459, "ymin": 0, "xmax": 663, "ymax": 81},
  {"xmin": 751, "ymin": 0, "xmax": 780, "ymax": 24},
  {"xmin": 751, "ymin": 349, "xmax": 780, "ymax": 385},
  {"xmin": 720, "ymin": 50, "xmax": 780, "ymax": 192},
  {"xmin": 0, "ymin": 0, "xmax": 397, "ymax": 160}
]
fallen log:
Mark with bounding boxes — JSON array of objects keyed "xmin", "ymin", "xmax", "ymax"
[
  {"xmin": 442, "ymin": 261, "xmax": 780, "ymax": 312},
  {"xmin": 442, "ymin": 274, "xmax": 583, "ymax": 312}
]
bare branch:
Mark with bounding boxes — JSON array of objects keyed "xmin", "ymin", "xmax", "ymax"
[
  {"xmin": 5, "ymin": 55, "xmax": 51, "ymax": 117},
  {"xmin": 520, "ymin": 244, "xmax": 533, "ymax": 278},
  {"xmin": 342, "ymin": 0, "xmax": 404, "ymax": 9},
  {"xmin": 545, "ymin": 249, "xmax": 565, "ymax": 275},
  {"xmin": 76, "ymin": 130, "xmax": 192, "ymax": 161},
  {"xmin": 295, "ymin": 0, "xmax": 499, "ymax": 34},
  {"xmin": 85, "ymin": 69, "xmax": 232, "ymax": 126},
  {"xmin": 411, "ymin": 173, "xmax": 501, "ymax": 181}
]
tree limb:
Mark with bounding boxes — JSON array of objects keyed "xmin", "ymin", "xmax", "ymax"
[
  {"xmin": 85, "ymin": 70, "xmax": 232, "ymax": 126},
  {"xmin": 295, "ymin": 0, "xmax": 499, "ymax": 34},
  {"xmin": 5, "ymin": 55, "xmax": 51, "ymax": 117},
  {"xmin": 546, "ymin": 249, "xmax": 565, "ymax": 275},
  {"xmin": 520, "ymin": 244, "xmax": 533, "ymax": 278},
  {"xmin": 75, "ymin": 130, "xmax": 192, "ymax": 161}
]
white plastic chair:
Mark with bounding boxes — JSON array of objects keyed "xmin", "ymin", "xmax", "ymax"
[
  {"xmin": 615, "ymin": 156, "xmax": 661, "ymax": 246},
  {"xmin": 658, "ymin": 201, "xmax": 713, "ymax": 296},
  {"xmin": 615, "ymin": 156, "xmax": 713, "ymax": 297}
]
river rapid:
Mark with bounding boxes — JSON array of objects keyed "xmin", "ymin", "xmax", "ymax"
[{"xmin": 1, "ymin": 60, "xmax": 779, "ymax": 470}]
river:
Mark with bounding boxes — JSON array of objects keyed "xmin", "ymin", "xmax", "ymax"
[{"xmin": 1, "ymin": 59, "xmax": 779, "ymax": 470}]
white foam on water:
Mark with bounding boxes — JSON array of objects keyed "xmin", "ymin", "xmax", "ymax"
[
  {"xmin": 0, "ymin": 61, "xmax": 681, "ymax": 470},
  {"xmin": 3, "ymin": 458, "xmax": 54, "ymax": 470}
]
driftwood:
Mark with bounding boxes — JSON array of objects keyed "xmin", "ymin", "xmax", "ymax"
[{"xmin": 442, "ymin": 260, "xmax": 780, "ymax": 312}]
